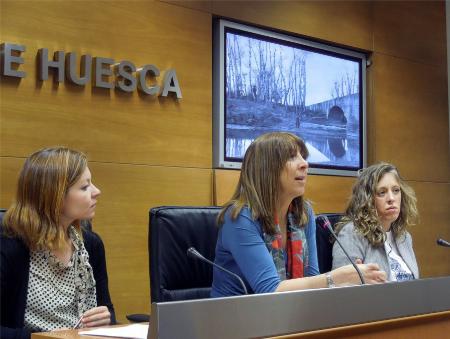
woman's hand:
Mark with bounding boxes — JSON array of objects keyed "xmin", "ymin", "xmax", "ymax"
[
  {"xmin": 81, "ymin": 306, "xmax": 111, "ymax": 328},
  {"xmin": 331, "ymin": 262, "xmax": 387, "ymax": 286}
]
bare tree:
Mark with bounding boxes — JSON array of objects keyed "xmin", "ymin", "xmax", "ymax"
[
  {"xmin": 331, "ymin": 69, "xmax": 358, "ymax": 101},
  {"xmin": 227, "ymin": 37, "xmax": 307, "ymax": 129}
]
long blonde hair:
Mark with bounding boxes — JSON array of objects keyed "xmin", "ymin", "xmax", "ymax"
[
  {"xmin": 218, "ymin": 132, "xmax": 309, "ymax": 235},
  {"xmin": 335, "ymin": 162, "xmax": 418, "ymax": 246},
  {"xmin": 3, "ymin": 147, "xmax": 87, "ymax": 251}
]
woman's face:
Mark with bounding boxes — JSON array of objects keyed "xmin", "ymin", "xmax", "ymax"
[
  {"xmin": 61, "ymin": 167, "xmax": 101, "ymax": 226},
  {"xmin": 279, "ymin": 151, "xmax": 308, "ymax": 202},
  {"xmin": 374, "ymin": 171, "xmax": 401, "ymax": 231}
]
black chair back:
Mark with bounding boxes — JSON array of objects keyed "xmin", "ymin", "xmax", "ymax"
[
  {"xmin": 0, "ymin": 208, "xmax": 6, "ymax": 224},
  {"xmin": 149, "ymin": 206, "xmax": 221, "ymax": 303},
  {"xmin": 315, "ymin": 213, "xmax": 344, "ymax": 273}
]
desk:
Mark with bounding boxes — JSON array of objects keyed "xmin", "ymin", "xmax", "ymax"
[
  {"xmin": 32, "ymin": 329, "xmax": 105, "ymax": 339},
  {"xmin": 32, "ymin": 277, "xmax": 450, "ymax": 339},
  {"xmin": 31, "ymin": 311, "xmax": 450, "ymax": 339}
]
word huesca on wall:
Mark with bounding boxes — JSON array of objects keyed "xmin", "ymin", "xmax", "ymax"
[{"xmin": 0, "ymin": 42, "xmax": 182, "ymax": 99}]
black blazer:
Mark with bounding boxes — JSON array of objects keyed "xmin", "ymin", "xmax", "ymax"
[{"xmin": 0, "ymin": 227, "xmax": 116, "ymax": 339}]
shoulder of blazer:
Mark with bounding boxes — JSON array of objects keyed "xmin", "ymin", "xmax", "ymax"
[
  {"xmin": 0, "ymin": 228, "xmax": 30, "ymax": 295},
  {"xmin": 395, "ymin": 230, "xmax": 412, "ymax": 245},
  {"xmin": 340, "ymin": 222, "xmax": 368, "ymax": 242}
]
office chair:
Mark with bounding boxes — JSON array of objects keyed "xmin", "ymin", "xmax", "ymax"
[
  {"xmin": 149, "ymin": 206, "xmax": 221, "ymax": 303},
  {"xmin": 315, "ymin": 213, "xmax": 344, "ymax": 273},
  {"xmin": 126, "ymin": 206, "xmax": 222, "ymax": 323},
  {"xmin": 0, "ymin": 208, "xmax": 5, "ymax": 219}
]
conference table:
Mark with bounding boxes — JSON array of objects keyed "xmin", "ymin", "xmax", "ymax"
[{"xmin": 32, "ymin": 276, "xmax": 450, "ymax": 339}]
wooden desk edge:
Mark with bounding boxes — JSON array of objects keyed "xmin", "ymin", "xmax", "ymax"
[
  {"xmin": 31, "ymin": 323, "xmax": 147, "ymax": 339},
  {"xmin": 271, "ymin": 310, "xmax": 450, "ymax": 338}
]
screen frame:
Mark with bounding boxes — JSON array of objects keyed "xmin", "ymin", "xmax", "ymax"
[{"xmin": 213, "ymin": 19, "xmax": 367, "ymax": 176}]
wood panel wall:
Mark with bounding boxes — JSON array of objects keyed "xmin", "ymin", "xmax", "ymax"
[
  {"xmin": 371, "ymin": 1, "xmax": 449, "ymax": 277},
  {"xmin": 1, "ymin": 0, "xmax": 449, "ymax": 321}
]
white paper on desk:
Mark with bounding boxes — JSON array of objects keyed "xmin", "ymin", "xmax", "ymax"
[{"xmin": 79, "ymin": 324, "xmax": 148, "ymax": 339}]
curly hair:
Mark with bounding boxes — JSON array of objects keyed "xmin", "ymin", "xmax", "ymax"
[
  {"xmin": 218, "ymin": 132, "xmax": 310, "ymax": 235},
  {"xmin": 335, "ymin": 162, "xmax": 418, "ymax": 246}
]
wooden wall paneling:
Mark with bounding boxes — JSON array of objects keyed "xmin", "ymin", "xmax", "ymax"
[
  {"xmin": 213, "ymin": 169, "xmax": 240, "ymax": 206},
  {"xmin": 408, "ymin": 180, "xmax": 450, "ymax": 278},
  {"xmin": 0, "ymin": 0, "xmax": 212, "ymax": 168},
  {"xmin": 303, "ymin": 175, "xmax": 355, "ymax": 214},
  {"xmin": 371, "ymin": 53, "xmax": 449, "ymax": 182},
  {"xmin": 373, "ymin": 1, "xmax": 446, "ymax": 67},
  {"xmin": 159, "ymin": 0, "xmax": 212, "ymax": 13},
  {"xmin": 0, "ymin": 157, "xmax": 24, "ymax": 208},
  {"xmin": 211, "ymin": 0, "xmax": 373, "ymax": 51}
]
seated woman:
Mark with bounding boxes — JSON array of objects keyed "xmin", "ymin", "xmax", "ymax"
[
  {"xmin": 211, "ymin": 132, "xmax": 386, "ymax": 297},
  {"xmin": 1, "ymin": 147, "xmax": 116, "ymax": 339},
  {"xmin": 332, "ymin": 162, "xmax": 419, "ymax": 282}
]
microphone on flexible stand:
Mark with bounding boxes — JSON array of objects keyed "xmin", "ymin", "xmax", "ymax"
[
  {"xmin": 316, "ymin": 215, "xmax": 366, "ymax": 285},
  {"xmin": 187, "ymin": 247, "xmax": 248, "ymax": 295},
  {"xmin": 437, "ymin": 238, "xmax": 450, "ymax": 248}
]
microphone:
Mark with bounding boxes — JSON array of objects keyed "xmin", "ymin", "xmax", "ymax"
[
  {"xmin": 437, "ymin": 238, "xmax": 450, "ymax": 248},
  {"xmin": 187, "ymin": 247, "xmax": 248, "ymax": 295},
  {"xmin": 316, "ymin": 215, "xmax": 366, "ymax": 285}
]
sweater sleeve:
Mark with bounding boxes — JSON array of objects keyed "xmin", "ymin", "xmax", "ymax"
[
  {"xmin": 304, "ymin": 206, "xmax": 320, "ymax": 276},
  {"xmin": 0, "ymin": 326, "xmax": 31, "ymax": 339},
  {"xmin": 221, "ymin": 212, "xmax": 281, "ymax": 294},
  {"xmin": 0, "ymin": 233, "xmax": 32, "ymax": 339}
]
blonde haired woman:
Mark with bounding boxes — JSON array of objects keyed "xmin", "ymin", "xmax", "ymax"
[
  {"xmin": 211, "ymin": 132, "xmax": 386, "ymax": 297},
  {"xmin": 1, "ymin": 147, "xmax": 115, "ymax": 339},
  {"xmin": 332, "ymin": 162, "xmax": 419, "ymax": 282}
]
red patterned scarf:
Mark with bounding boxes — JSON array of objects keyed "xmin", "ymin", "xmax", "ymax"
[{"xmin": 264, "ymin": 211, "xmax": 309, "ymax": 280}]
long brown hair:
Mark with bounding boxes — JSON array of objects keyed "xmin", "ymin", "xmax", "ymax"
[
  {"xmin": 335, "ymin": 162, "xmax": 418, "ymax": 246},
  {"xmin": 218, "ymin": 132, "xmax": 310, "ymax": 235},
  {"xmin": 3, "ymin": 147, "xmax": 88, "ymax": 251}
]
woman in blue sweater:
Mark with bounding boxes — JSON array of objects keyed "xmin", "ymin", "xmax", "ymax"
[{"xmin": 211, "ymin": 132, "xmax": 386, "ymax": 297}]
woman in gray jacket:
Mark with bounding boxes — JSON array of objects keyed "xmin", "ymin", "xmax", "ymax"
[{"xmin": 332, "ymin": 163, "xmax": 419, "ymax": 282}]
